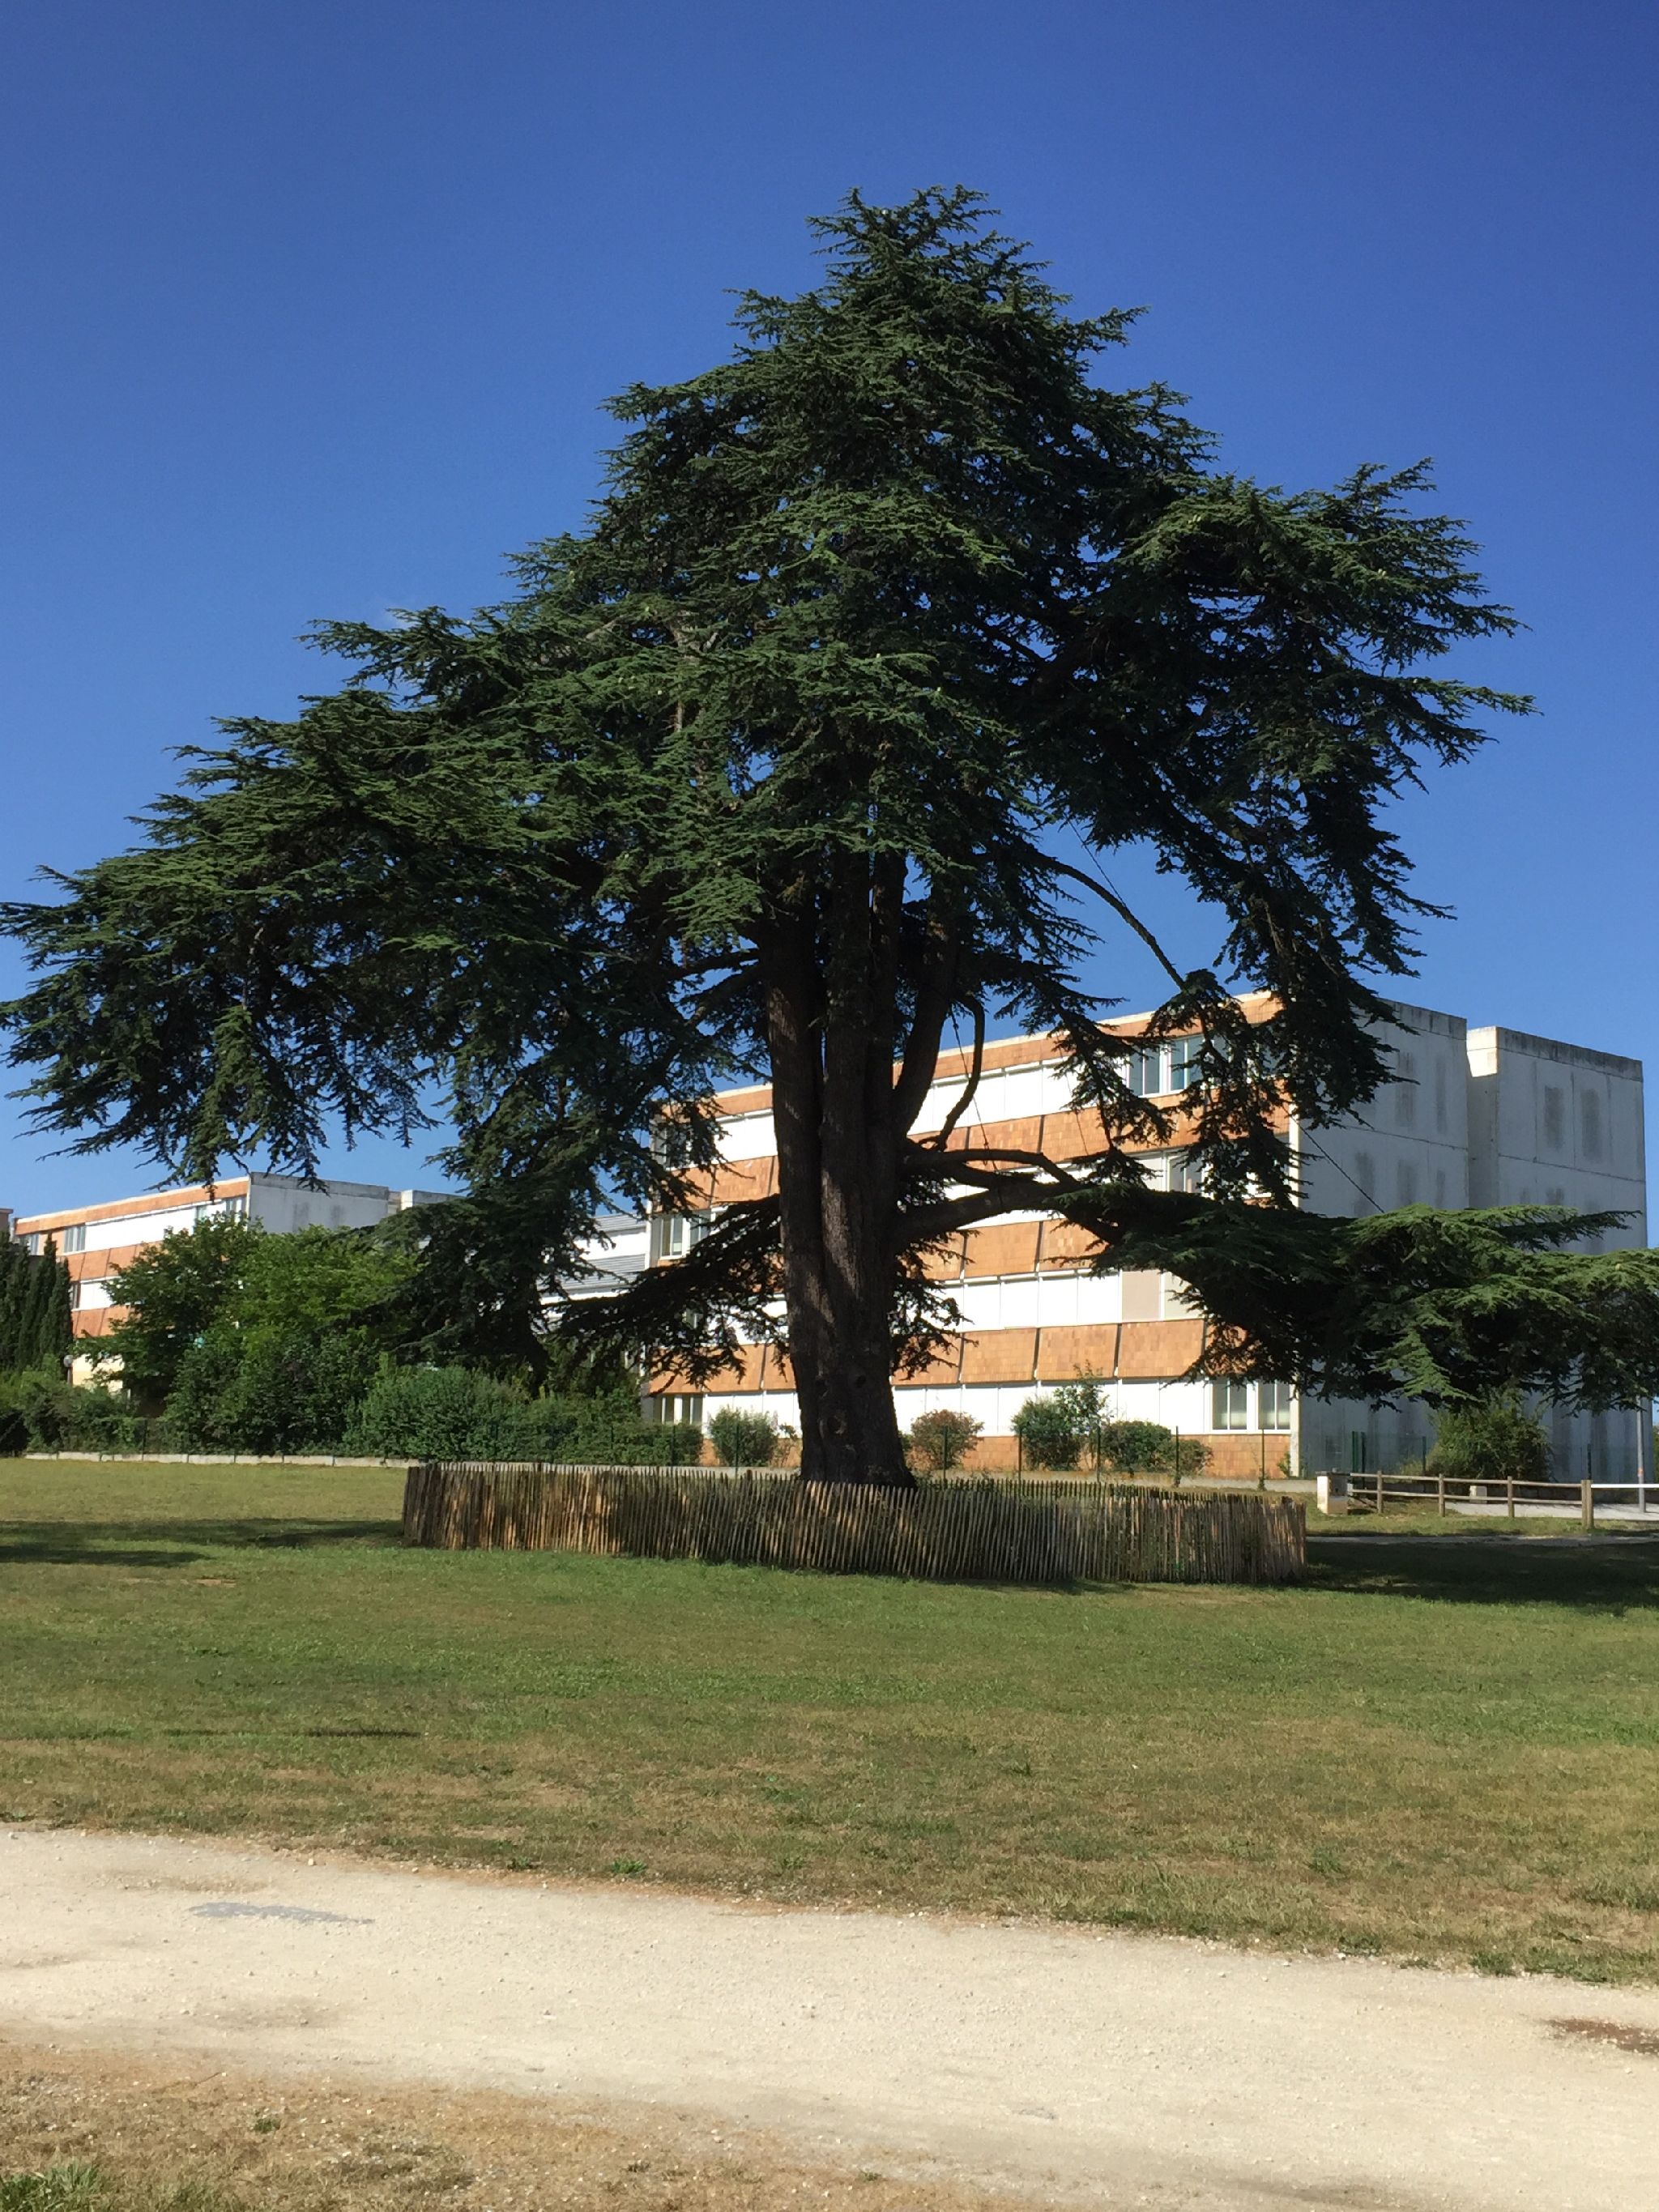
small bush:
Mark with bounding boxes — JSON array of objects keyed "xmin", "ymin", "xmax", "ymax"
[
  {"xmin": 907, "ymin": 1408, "xmax": 983, "ymax": 1473},
  {"xmin": 1012, "ymin": 1390, "xmax": 1210, "ymax": 1477},
  {"xmin": 1431, "ymin": 1393, "xmax": 1550, "ymax": 1485},
  {"xmin": 1096, "ymin": 1417, "xmax": 1176, "ymax": 1472},
  {"xmin": 345, "ymin": 1363, "xmax": 541, "ymax": 1461},
  {"xmin": 710, "ymin": 1407, "xmax": 781, "ymax": 1467},
  {"xmin": 1012, "ymin": 1392, "xmax": 1085, "ymax": 1469}
]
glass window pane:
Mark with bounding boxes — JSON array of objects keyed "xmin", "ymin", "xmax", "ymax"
[
  {"xmin": 1166, "ymin": 1036, "xmax": 1205, "ymax": 1089},
  {"xmin": 1212, "ymin": 1381, "xmax": 1248, "ymax": 1430},
  {"xmin": 1258, "ymin": 1381, "xmax": 1292, "ymax": 1432}
]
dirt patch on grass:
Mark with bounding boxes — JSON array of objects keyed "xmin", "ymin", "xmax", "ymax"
[{"xmin": 0, "ymin": 2044, "xmax": 1007, "ymax": 2212}]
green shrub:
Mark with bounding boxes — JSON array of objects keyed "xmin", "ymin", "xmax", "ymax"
[
  {"xmin": 344, "ymin": 1363, "xmax": 539, "ymax": 1460},
  {"xmin": 1012, "ymin": 1390, "xmax": 1210, "ymax": 1477},
  {"xmin": 1430, "ymin": 1393, "xmax": 1550, "ymax": 1485},
  {"xmin": 709, "ymin": 1408, "xmax": 780, "ymax": 1466},
  {"xmin": 1012, "ymin": 1392, "xmax": 1085, "ymax": 1468},
  {"xmin": 906, "ymin": 1408, "xmax": 982, "ymax": 1473},
  {"xmin": 345, "ymin": 1364, "xmax": 706, "ymax": 1466},
  {"xmin": 0, "ymin": 1367, "xmax": 148, "ymax": 1454},
  {"xmin": 570, "ymin": 1402, "xmax": 705, "ymax": 1466},
  {"xmin": 169, "ymin": 1330, "xmax": 373, "ymax": 1455}
]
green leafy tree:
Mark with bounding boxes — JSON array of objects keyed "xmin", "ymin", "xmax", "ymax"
[
  {"xmin": 8, "ymin": 190, "xmax": 1659, "ymax": 1483},
  {"xmin": 168, "ymin": 1328, "xmax": 373, "ymax": 1455},
  {"xmin": 97, "ymin": 1214, "xmax": 261, "ymax": 1398},
  {"xmin": 101, "ymin": 1216, "xmax": 411, "ymax": 1399}
]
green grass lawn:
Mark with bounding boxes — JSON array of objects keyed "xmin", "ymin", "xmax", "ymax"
[{"xmin": 3, "ymin": 1460, "xmax": 1657, "ymax": 1984}]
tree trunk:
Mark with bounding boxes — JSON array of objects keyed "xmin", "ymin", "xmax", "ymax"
[
  {"xmin": 763, "ymin": 907, "xmax": 915, "ymax": 1487},
  {"xmin": 789, "ymin": 1299, "xmax": 913, "ymax": 1486}
]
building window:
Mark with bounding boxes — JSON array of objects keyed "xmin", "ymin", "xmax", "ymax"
[
  {"xmin": 1353, "ymin": 1151, "xmax": 1375, "ymax": 1204},
  {"xmin": 1580, "ymin": 1090, "xmax": 1604, "ymax": 1162},
  {"xmin": 1165, "ymin": 1148, "xmax": 1205, "ymax": 1195},
  {"xmin": 194, "ymin": 1196, "xmax": 247, "ymax": 1225},
  {"xmin": 1126, "ymin": 1037, "xmax": 1205, "ymax": 1097},
  {"xmin": 1257, "ymin": 1381, "xmax": 1293, "ymax": 1432},
  {"xmin": 62, "ymin": 1222, "xmax": 87, "ymax": 1254},
  {"xmin": 652, "ymin": 1393, "xmax": 704, "ymax": 1428},
  {"xmin": 1212, "ymin": 1382, "xmax": 1250, "ymax": 1431},
  {"xmin": 1165, "ymin": 1035, "xmax": 1205, "ymax": 1090},
  {"xmin": 1126, "ymin": 1044, "xmax": 1162, "ymax": 1096},
  {"xmin": 24, "ymin": 1233, "xmax": 41, "ymax": 1255},
  {"xmin": 67, "ymin": 1281, "xmax": 82, "ymax": 1311},
  {"xmin": 656, "ymin": 1212, "xmax": 711, "ymax": 1261},
  {"xmin": 1397, "ymin": 1161, "xmax": 1418, "ymax": 1207}
]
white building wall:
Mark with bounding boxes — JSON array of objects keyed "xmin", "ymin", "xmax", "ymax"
[{"xmin": 680, "ymin": 998, "xmax": 1652, "ymax": 1481}]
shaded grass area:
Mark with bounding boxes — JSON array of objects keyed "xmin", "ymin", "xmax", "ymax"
[
  {"xmin": 0, "ymin": 2046, "xmax": 995, "ymax": 2212},
  {"xmin": 3, "ymin": 1462, "xmax": 1658, "ymax": 1984}
]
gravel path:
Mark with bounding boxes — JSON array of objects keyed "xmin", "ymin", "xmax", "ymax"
[{"xmin": 3, "ymin": 1827, "xmax": 1657, "ymax": 2211}]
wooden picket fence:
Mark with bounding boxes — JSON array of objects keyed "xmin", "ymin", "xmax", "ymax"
[{"xmin": 402, "ymin": 1461, "xmax": 1306, "ymax": 1587}]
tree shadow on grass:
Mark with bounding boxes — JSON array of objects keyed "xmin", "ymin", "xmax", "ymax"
[
  {"xmin": 1307, "ymin": 1532, "xmax": 1659, "ymax": 1611},
  {"xmin": 0, "ymin": 1518, "xmax": 400, "ymax": 1566}
]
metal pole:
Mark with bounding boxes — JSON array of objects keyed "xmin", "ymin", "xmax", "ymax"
[{"xmin": 1636, "ymin": 1410, "xmax": 1647, "ymax": 1515}]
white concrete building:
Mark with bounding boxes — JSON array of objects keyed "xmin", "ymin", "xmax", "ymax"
[
  {"xmin": 11, "ymin": 1171, "xmax": 446, "ymax": 1379},
  {"xmin": 642, "ymin": 999, "xmax": 1650, "ymax": 1481}
]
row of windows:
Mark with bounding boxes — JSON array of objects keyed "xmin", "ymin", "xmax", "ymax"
[
  {"xmin": 21, "ymin": 1193, "xmax": 248, "ymax": 1259},
  {"xmin": 1211, "ymin": 1380, "xmax": 1293, "ymax": 1432},
  {"xmin": 658, "ymin": 1384, "xmax": 1293, "ymax": 1437}
]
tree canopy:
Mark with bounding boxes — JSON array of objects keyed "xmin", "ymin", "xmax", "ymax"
[
  {"xmin": 100, "ymin": 1214, "xmax": 412, "ymax": 1400},
  {"xmin": 6, "ymin": 188, "xmax": 1656, "ymax": 1481}
]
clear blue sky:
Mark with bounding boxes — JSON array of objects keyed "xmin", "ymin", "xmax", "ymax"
[{"xmin": 2, "ymin": 0, "xmax": 1654, "ymax": 1214}]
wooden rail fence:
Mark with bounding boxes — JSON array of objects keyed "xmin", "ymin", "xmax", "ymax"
[{"xmin": 402, "ymin": 1462, "xmax": 1306, "ymax": 1587}]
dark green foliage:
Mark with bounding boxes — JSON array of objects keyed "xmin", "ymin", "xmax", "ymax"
[
  {"xmin": 0, "ymin": 1236, "xmax": 73, "ymax": 1373},
  {"xmin": 345, "ymin": 1364, "xmax": 543, "ymax": 1461},
  {"xmin": 344, "ymin": 1363, "xmax": 704, "ymax": 1465},
  {"xmin": 1012, "ymin": 1388, "xmax": 1206, "ymax": 1476},
  {"xmin": 8, "ymin": 189, "xmax": 1649, "ymax": 1478},
  {"xmin": 709, "ymin": 1407, "xmax": 780, "ymax": 1467},
  {"xmin": 0, "ymin": 1367, "xmax": 150, "ymax": 1453},
  {"xmin": 1098, "ymin": 1419, "xmax": 1183, "ymax": 1474},
  {"xmin": 103, "ymin": 1217, "xmax": 411, "ymax": 1400},
  {"xmin": 168, "ymin": 1331, "xmax": 375, "ymax": 1455},
  {"xmin": 1012, "ymin": 1393, "xmax": 1085, "ymax": 1470},
  {"xmin": 1430, "ymin": 1393, "xmax": 1551, "ymax": 1486},
  {"xmin": 906, "ymin": 1408, "xmax": 983, "ymax": 1473}
]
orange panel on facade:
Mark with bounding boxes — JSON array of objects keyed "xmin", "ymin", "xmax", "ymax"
[
  {"xmin": 960, "ymin": 1328, "xmax": 1038, "ymax": 1383},
  {"xmin": 1115, "ymin": 1319, "xmax": 1205, "ymax": 1377},
  {"xmin": 906, "ymin": 1338, "xmax": 965, "ymax": 1386},
  {"xmin": 962, "ymin": 1221, "xmax": 1041, "ymax": 1277},
  {"xmin": 1038, "ymin": 1218, "xmax": 1106, "ymax": 1268},
  {"xmin": 919, "ymin": 1234, "xmax": 966, "ymax": 1281},
  {"xmin": 1034, "ymin": 1323, "xmax": 1119, "ymax": 1381},
  {"xmin": 710, "ymin": 1157, "xmax": 777, "ymax": 1206},
  {"xmin": 950, "ymin": 1115, "xmax": 1044, "ymax": 1161},
  {"xmin": 1039, "ymin": 1109, "xmax": 1108, "ymax": 1161}
]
